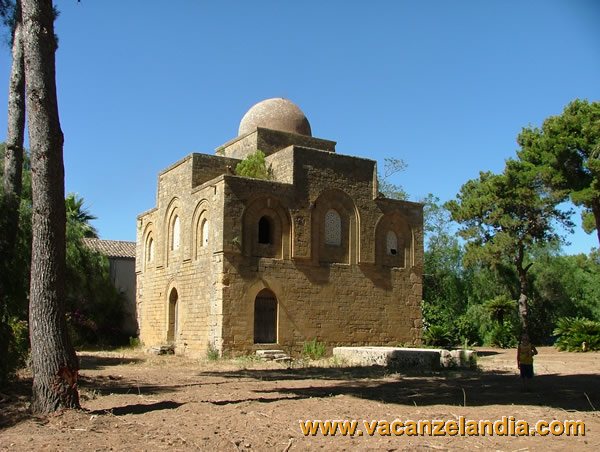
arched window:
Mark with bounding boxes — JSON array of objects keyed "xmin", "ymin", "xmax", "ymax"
[
  {"xmin": 201, "ymin": 219, "xmax": 209, "ymax": 247},
  {"xmin": 324, "ymin": 209, "xmax": 342, "ymax": 246},
  {"xmin": 386, "ymin": 231, "xmax": 398, "ymax": 256},
  {"xmin": 172, "ymin": 215, "xmax": 180, "ymax": 250},
  {"xmin": 146, "ymin": 236, "xmax": 154, "ymax": 262},
  {"xmin": 258, "ymin": 216, "xmax": 272, "ymax": 244}
]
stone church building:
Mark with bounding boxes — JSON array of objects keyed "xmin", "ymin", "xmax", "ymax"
[{"xmin": 136, "ymin": 98, "xmax": 423, "ymax": 356}]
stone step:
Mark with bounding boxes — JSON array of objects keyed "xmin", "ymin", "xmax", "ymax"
[
  {"xmin": 256, "ymin": 349, "xmax": 291, "ymax": 361},
  {"xmin": 148, "ymin": 344, "xmax": 175, "ymax": 355}
]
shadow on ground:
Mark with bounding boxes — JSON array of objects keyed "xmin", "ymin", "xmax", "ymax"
[
  {"xmin": 78, "ymin": 354, "xmax": 144, "ymax": 370},
  {"xmin": 3, "ymin": 365, "xmax": 598, "ymax": 432},
  {"xmin": 78, "ymin": 374, "xmax": 202, "ymax": 396},
  {"xmin": 89, "ymin": 400, "xmax": 185, "ymax": 416},
  {"xmin": 197, "ymin": 367, "xmax": 600, "ymax": 412},
  {"xmin": 0, "ymin": 377, "xmax": 32, "ymax": 431}
]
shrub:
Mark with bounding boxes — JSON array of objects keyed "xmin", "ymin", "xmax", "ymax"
[
  {"xmin": 206, "ymin": 344, "xmax": 220, "ymax": 361},
  {"xmin": 302, "ymin": 338, "xmax": 326, "ymax": 360},
  {"xmin": 484, "ymin": 322, "xmax": 517, "ymax": 348},
  {"xmin": 0, "ymin": 317, "xmax": 29, "ymax": 384},
  {"xmin": 235, "ymin": 150, "xmax": 273, "ymax": 180},
  {"xmin": 423, "ymin": 324, "xmax": 455, "ymax": 347},
  {"xmin": 553, "ymin": 317, "xmax": 600, "ymax": 351}
]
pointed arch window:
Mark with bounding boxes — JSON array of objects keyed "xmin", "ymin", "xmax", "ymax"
[
  {"xmin": 172, "ymin": 215, "xmax": 180, "ymax": 250},
  {"xmin": 147, "ymin": 236, "xmax": 155, "ymax": 262},
  {"xmin": 201, "ymin": 218, "xmax": 209, "ymax": 247},
  {"xmin": 324, "ymin": 209, "xmax": 342, "ymax": 246}
]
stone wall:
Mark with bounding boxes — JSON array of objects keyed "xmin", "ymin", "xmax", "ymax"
[
  {"xmin": 136, "ymin": 128, "xmax": 423, "ymax": 357},
  {"xmin": 216, "ymin": 128, "xmax": 336, "ymax": 160},
  {"xmin": 136, "ymin": 157, "xmax": 227, "ymax": 355},
  {"xmin": 220, "ymin": 255, "xmax": 422, "ymax": 355}
]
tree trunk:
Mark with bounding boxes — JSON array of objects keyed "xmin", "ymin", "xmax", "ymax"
[
  {"xmin": 1, "ymin": 1, "xmax": 26, "ymax": 301},
  {"xmin": 517, "ymin": 268, "xmax": 529, "ymax": 333},
  {"xmin": 0, "ymin": 0, "xmax": 26, "ymax": 386},
  {"xmin": 593, "ymin": 200, "xmax": 600, "ymax": 247},
  {"xmin": 22, "ymin": 0, "xmax": 79, "ymax": 413},
  {"xmin": 515, "ymin": 246, "xmax": 532, "ymax": 336},
  {"xmin": 3, "ymin": 1, "xmax": 26, "ymax": 249}
]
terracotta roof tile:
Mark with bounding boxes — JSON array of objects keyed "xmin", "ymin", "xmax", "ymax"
[{"xmin": 82, "ymin": 238, "xmax": 136, "ymax": 259}]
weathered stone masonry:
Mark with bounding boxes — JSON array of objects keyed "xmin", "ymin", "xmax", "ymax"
[{"xmin": 136, "ymin": 98, "xmax": 423, "ymax": 356}]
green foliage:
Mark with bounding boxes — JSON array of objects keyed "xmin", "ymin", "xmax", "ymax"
[
  {"xmin": 446, "ymin": 161, "xmax": 572, "ymax": 269},
  {"xmin": 235, "ymin": 150, "xmax": 273, "ymax": 180},
  {"xmin": 0, "ymin": 317, "xmax": 28, "ymax": 384},
  {"xmin": 422, "ymin": 324, "xmax": 455, "ymax": 347},
  {"xmin": 553, "ymin": 317, "xmax": 600, "ymax": 351},
  {"xmin": 378, "ymin": 157, "xmax": 408, "ymax": 200},
  {"xmin": 1, "ymin": 145, "xmax": 128, "ymax": 355},
  {"xmin": 66, "ymin": 193, "xmax": 98, "ymax": 238},
  {"xmin": 446, "ymin": 159, "xmax": 573, "ymax": 336},
  {"xmin": 485, "ymin": 323, "xmax": 517, "ymax": 348},
  {"xmin": 302, "ymin": 338, "xmax": 326, "ymax": 360},
  {"xmin": 65, "ymin": 224, "xmax": 127, "ymax": 347},
  {"xmin": 206, "ymin": 344, "xmax": 220, "ymax": 361},
  {"xmin": 484, "ymin": 295, "xmax": 515, "ymax": 324},
  {"xmin": 517, "ymin": 99, "xmax": 600, "ymax": 240}
]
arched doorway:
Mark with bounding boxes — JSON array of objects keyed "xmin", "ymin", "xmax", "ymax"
[
  {"xmin": 167, "ymin": 288, "xmax": 178, "ymax": 342},
  {"xmin": 254, "ymin": 289, "xmax": 277, "ymax": 344}
]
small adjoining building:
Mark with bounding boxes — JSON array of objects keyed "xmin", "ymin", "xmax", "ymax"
[
  {"xmin": 136, "ymin": 98, "xmax": 423, "ymax": 356},
  {"xmin": 82, "ymin": 238, "xmax": 137, "ymax": 337}
]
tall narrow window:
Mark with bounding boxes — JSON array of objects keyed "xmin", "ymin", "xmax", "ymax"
[
  {"xmin": 167, "ymin": 288, "xmax": 178, "ymax": 342},
  {"xmin": 258, "ymin": 216, "xmax": 272, "ymax": 244},
  {"xmin": 324, "ymin": 209, "xmax": 342, "ymax": 246},
  {"xmin": 201, "ymin": 219, "xmax": 209, "ymax": 247},
  {"xmin": 386, "ymin": 231, "xmax": 398, "ymax": 256},
  {"xmin": 147, "ymin": 237, "xmax": 154, "ymax": 262},
  {"xmin": 172, "ymin": 215, "xmax": 180, "ymax": 250}
]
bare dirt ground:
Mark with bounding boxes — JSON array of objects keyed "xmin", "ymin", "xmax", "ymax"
[{"xmin": 1, "ymin": 346, "xmax": 599, "ymax": 451}]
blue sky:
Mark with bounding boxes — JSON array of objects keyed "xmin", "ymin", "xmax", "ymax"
[{"xmin": 1, "ymin": 0, "xmax": 599, "ymax": 253}]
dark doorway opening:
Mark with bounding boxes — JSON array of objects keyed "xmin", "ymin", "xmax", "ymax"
[
  {"xmin": 167, "ymin": 288, "xmax": 178, "ymax": 342},
  {"xmin": 254, "ymin": 289, "xmax": 277, "ymax": 343}
]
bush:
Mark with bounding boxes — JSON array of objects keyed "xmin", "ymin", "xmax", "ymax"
[
  {"xmin": 302, "ymin": 338, "xmax": 326, "ymax": 360},
  {"xmin": 0, "ymin": 317, "xmax": 29, "ymax": 384},
  {"xmin": 65, "ymin": 237, "xmax": 128, "ymax": 348},
  {"xmin": 455, "ymin": 311, "xmax": 482, "ymax": 346},
  {"xmin": 553, "ymin": 317, "xmax": 600, "ymax": 351},
  {"xmin": 206, "ymin": 344, "xmax": 220, "ymax": 361},
  {"xmin": 484, "ymin": 322, "xmax": 517, "ymax": 348},
  {"xmin": 423, "ymin": 324, "xmax": 455, "ymax": 347},
  {"xmin": 235, "ymin": 150, "xmax": 273, "ymax": 180}
]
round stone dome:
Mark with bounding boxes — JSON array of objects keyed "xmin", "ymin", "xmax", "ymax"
[{"xmin": 238, "ymin": 98, "xmax": 312, "ymax": 136}]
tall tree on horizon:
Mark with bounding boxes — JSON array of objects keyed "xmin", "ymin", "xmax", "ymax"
[
  {"xmin": 446, "ymin": 160, "xmax": 573, "ymax": 337},
  {"xmin": 21, "ymin": 0, "xmax": 79, "ymax": 413},
  {"xmin": 518, "ymin": 99, "xmax": 600, "ymax": 246}
]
